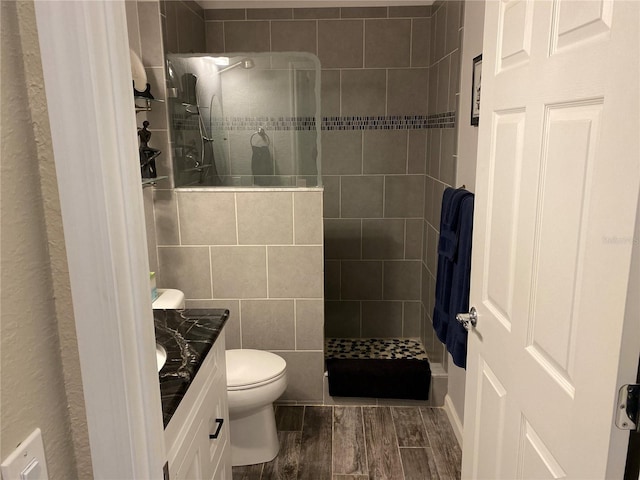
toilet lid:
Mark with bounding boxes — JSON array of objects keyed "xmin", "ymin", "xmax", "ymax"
[{"xmin": 226, "ymin": 349, "xmax": 286, "ymax": 388}]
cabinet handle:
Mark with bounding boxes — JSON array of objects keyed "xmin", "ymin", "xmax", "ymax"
[{"xmin": 209, "ymin": 418, "xmax": 224, "ymax": 439}]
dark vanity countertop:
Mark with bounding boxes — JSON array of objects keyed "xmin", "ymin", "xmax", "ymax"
[{"xmin": 154, "ymin": 308, "xmax": 229, "ymax": 428}]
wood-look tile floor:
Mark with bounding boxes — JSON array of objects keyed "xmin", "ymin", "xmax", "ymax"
[{"xmin": 232, "ymin": 406, "xmax": 462, "ymax": 480}]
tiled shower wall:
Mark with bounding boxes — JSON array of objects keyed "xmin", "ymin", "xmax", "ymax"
[
  {"xmin": 205, "ymin": 5, "xmax": 463, "ymax": 352},
  {"xmin": 131, "ymin": 2, "xmax": 464, "ymax": 403},
  {"xmin": 204, "ymin": 6, "xmax": 454, "ymax": 341},
  {"xmin": 129, "ymin": 2, "xmax": 326, "ymax": 402},
  {"xmin": 161, "ymin": 0, "xmax": 206, "ymax": 54},
  {"xmin": 421, "ymin": 1, "xmax": 464, "ymax": 368},
  {"xmin": 126, "ymin": 0, "xmax": 206, "ymax": 272}
]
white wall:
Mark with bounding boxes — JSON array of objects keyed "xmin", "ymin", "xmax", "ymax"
[
  {"xmin": 456, "ymin": 0, "xmax": 484, "ymax": 193},
  {"xmin": 448, "ymin": 0, "xmax": 486, "ymax": 429},
  {"xmin": 1, "ymin": 1, "xmax": 90, "ymax": 477}
]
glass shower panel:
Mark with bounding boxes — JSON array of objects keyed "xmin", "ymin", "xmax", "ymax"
[{"xmin": 166, "ymin": 52, "xmax": 321, "ymax": 188}]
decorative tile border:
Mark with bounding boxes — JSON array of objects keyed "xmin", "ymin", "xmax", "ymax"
[
  {"xmin": 211, "ymin": 116, "xmax": 318, "ymax": 131},
  {"xmin": 173, "ymin": 113, "xmax": 457, "ymax": 132},
  {"xmin": 322, "ymin": 113, "xmax": 456, "ymax": 130}
]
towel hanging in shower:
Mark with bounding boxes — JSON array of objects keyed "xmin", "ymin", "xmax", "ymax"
[
  {"xmin": 432, "ymin": 187, "xmax": 475, "ymax": 369},
  {"xmin": 251, "ymin": 146, "xmax": 273, "ymax": 185},
  {"xmin": 250, "ymin": 127, "xmax": 273, "ymax": 185}
]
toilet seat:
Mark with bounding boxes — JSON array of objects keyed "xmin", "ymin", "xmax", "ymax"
[{"xmin": 226, "ymin": 349, "xmax": 286, "ymax": 391}]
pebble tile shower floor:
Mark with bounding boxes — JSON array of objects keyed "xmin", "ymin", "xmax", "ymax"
[
  {"xmin": 232, "ymin": 405, "xmax": 462, "ymax": 480},
  {"xmin": 324, "ymin": 338, "xmax": 432, "ymax": 400},
  {"xmin": 325, "ymin": 338, "xmax": 430, "ymax": 360}
]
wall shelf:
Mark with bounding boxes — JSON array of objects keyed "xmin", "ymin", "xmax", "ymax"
[
  {"xmin": 135, "ymin": 96, "xmax": 164, "ymax": 113},
  {"xmin": 142, "ymin": 176, "xmax": 168, "ymax": 187}
]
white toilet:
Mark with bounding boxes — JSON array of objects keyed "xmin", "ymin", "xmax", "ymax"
[{"xmin": 225, "ymin": 349, "xmax": 287, "ymax": 466}]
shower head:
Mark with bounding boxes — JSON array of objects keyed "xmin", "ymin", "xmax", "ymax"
[
  {"xmin": 217, "ymin": 58, "xmax": 254, "ymax": 74},
  {"xmin": 242, "ymin": 58, "xmax": 255, "ymax": 69}
]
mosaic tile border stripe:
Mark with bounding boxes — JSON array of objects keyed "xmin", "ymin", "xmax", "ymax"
[
  {"xmin": 211, "ymin": 116, "xmax": 317, "ymax": 131},
  {"xmin": 200, "ymin": 112, "xmax": 457, "ymax": 132},
  {"xmin": 323, "ymin": 112, "xmax": 456, "ymax": 130}
]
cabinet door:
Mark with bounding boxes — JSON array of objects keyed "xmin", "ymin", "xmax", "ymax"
[
  {"xmin": 204, "ymin": 368, "xmax": 230, "ymax": 474},
  {"xmin": 171, "ymin": 417, "xmax": 209, "ymax": 480},
  {"xmin": 167, "ymin": 336, "xmax": 231, "ymax": 480},
  {"xmin": 211, "ymin": 452, "xmax": 230, "ymax": 480},
  {"xmin": 172, "ymin": 411, "xmax": 228, "ymax": 480}
]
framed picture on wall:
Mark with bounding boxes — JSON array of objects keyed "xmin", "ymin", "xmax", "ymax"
[{"xmin": 471, "ymin": 54, "xmax": 482, "ymax": 126}]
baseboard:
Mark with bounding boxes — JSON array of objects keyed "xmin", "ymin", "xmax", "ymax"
[{"xmin": 443, "ymin": 394, "xmax": 463, "ymax": 447}]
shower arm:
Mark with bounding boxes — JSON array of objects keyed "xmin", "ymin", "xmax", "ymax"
[{"xmin": 217, "ymin": 58, "xmax": 254, "ymax": 75}]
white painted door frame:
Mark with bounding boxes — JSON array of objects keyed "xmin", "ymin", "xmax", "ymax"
[{"xmin": 34, "ymin": 1, "xmax": 165, "ymax": 477}]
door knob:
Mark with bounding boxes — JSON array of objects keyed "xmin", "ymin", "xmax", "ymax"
[{"xmin": 456, "ymin": 307, "xmax": 477, "ymax": 331}]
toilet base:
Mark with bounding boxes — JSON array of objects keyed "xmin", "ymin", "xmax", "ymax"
[{"xmin": 229, "ymin": 403, "xmax": 279, "ymax": 466}]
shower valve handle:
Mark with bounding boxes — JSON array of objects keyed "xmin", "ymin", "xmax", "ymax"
[{"xmin": 456, "ymin": 307, "xmax": 477, "ymax": 331}]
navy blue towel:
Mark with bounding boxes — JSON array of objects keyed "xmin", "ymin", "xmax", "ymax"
[
  {"xmin": 446, "ymin": 194, "xmax": 474, "ymax": 368},
  {"xmin": 252, "ymin": 145, "xmax": 274, "ymax": 185},
  {"xmin": 433, "ymin": 188, "xmax": 473, "ymax": 345},
  {"xmin": 439, "ymin": 189, "xmax": 472, "ymax": 261}
]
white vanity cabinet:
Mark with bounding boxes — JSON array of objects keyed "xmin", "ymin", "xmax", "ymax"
[{"xmin": 165, "ymin": 333, "xmax": 231, "ymax": 480}]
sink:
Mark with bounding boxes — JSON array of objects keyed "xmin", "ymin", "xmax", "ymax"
[{"xmin": 156, "ymin": 344, "xmax": 167, "ymax": 372}]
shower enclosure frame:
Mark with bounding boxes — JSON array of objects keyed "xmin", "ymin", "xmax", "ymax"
[{"xmin": 167, "ymin": 51, "xmax": 322, "ymax": 189}]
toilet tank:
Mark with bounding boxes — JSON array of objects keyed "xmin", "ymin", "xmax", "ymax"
[{"xmin": 152, "ymin": 289, "xmax": 185, "ymax": 309}]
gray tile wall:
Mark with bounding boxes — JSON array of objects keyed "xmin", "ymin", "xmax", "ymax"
[
  {"xmin": 161, "ymin": 0, "xmax": 206, "ymax": 54},
  {"xmin": 204, "ymin": 6, "xmax": 436, "ymax": 341},
  {"xmin": 421, "ymin": 1, "xmax": 464, "ymax": 369},
  {"xmin": 128, "ymin": 0, "xmax": 207, "ymax": 259},
  {"xmin": 156, "ymin": 189, "xmax": 325, "ymax": 402},
  {"xmin": 204, "ymin": 6, "xmax": 463, "ymax": 365},
  {"xmin": 129, "ymin": 3, "xmax": 326, "ymax": 402},
  {"xmin": 128, "ymin": 0, "xmax": 207, "ymax": 193},
  {"xmin": 126, "ymin": 1, "xmax": 172, "ymax": 272},
  {"xmin": 131, "ymin": 1, "xmax": 465, "ymax": 404}
]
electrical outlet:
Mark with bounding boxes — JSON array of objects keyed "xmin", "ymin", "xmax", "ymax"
[{"xmin": 1, "ymin": 429, "xmax": 49, "ymax": 480}]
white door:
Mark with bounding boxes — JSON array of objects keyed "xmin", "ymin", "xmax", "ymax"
[{"xmin": 462, "ymin": 1, "xmax": 639, "ymax": 478}]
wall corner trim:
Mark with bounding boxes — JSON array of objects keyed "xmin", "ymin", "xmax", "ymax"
[
  {"xmin": 34, "ymin": 1, "xmax": 165, "ymax": 477},
  {"xmin": 443, "ymin": 393, "xmax": 464, "ymax": 447}
]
